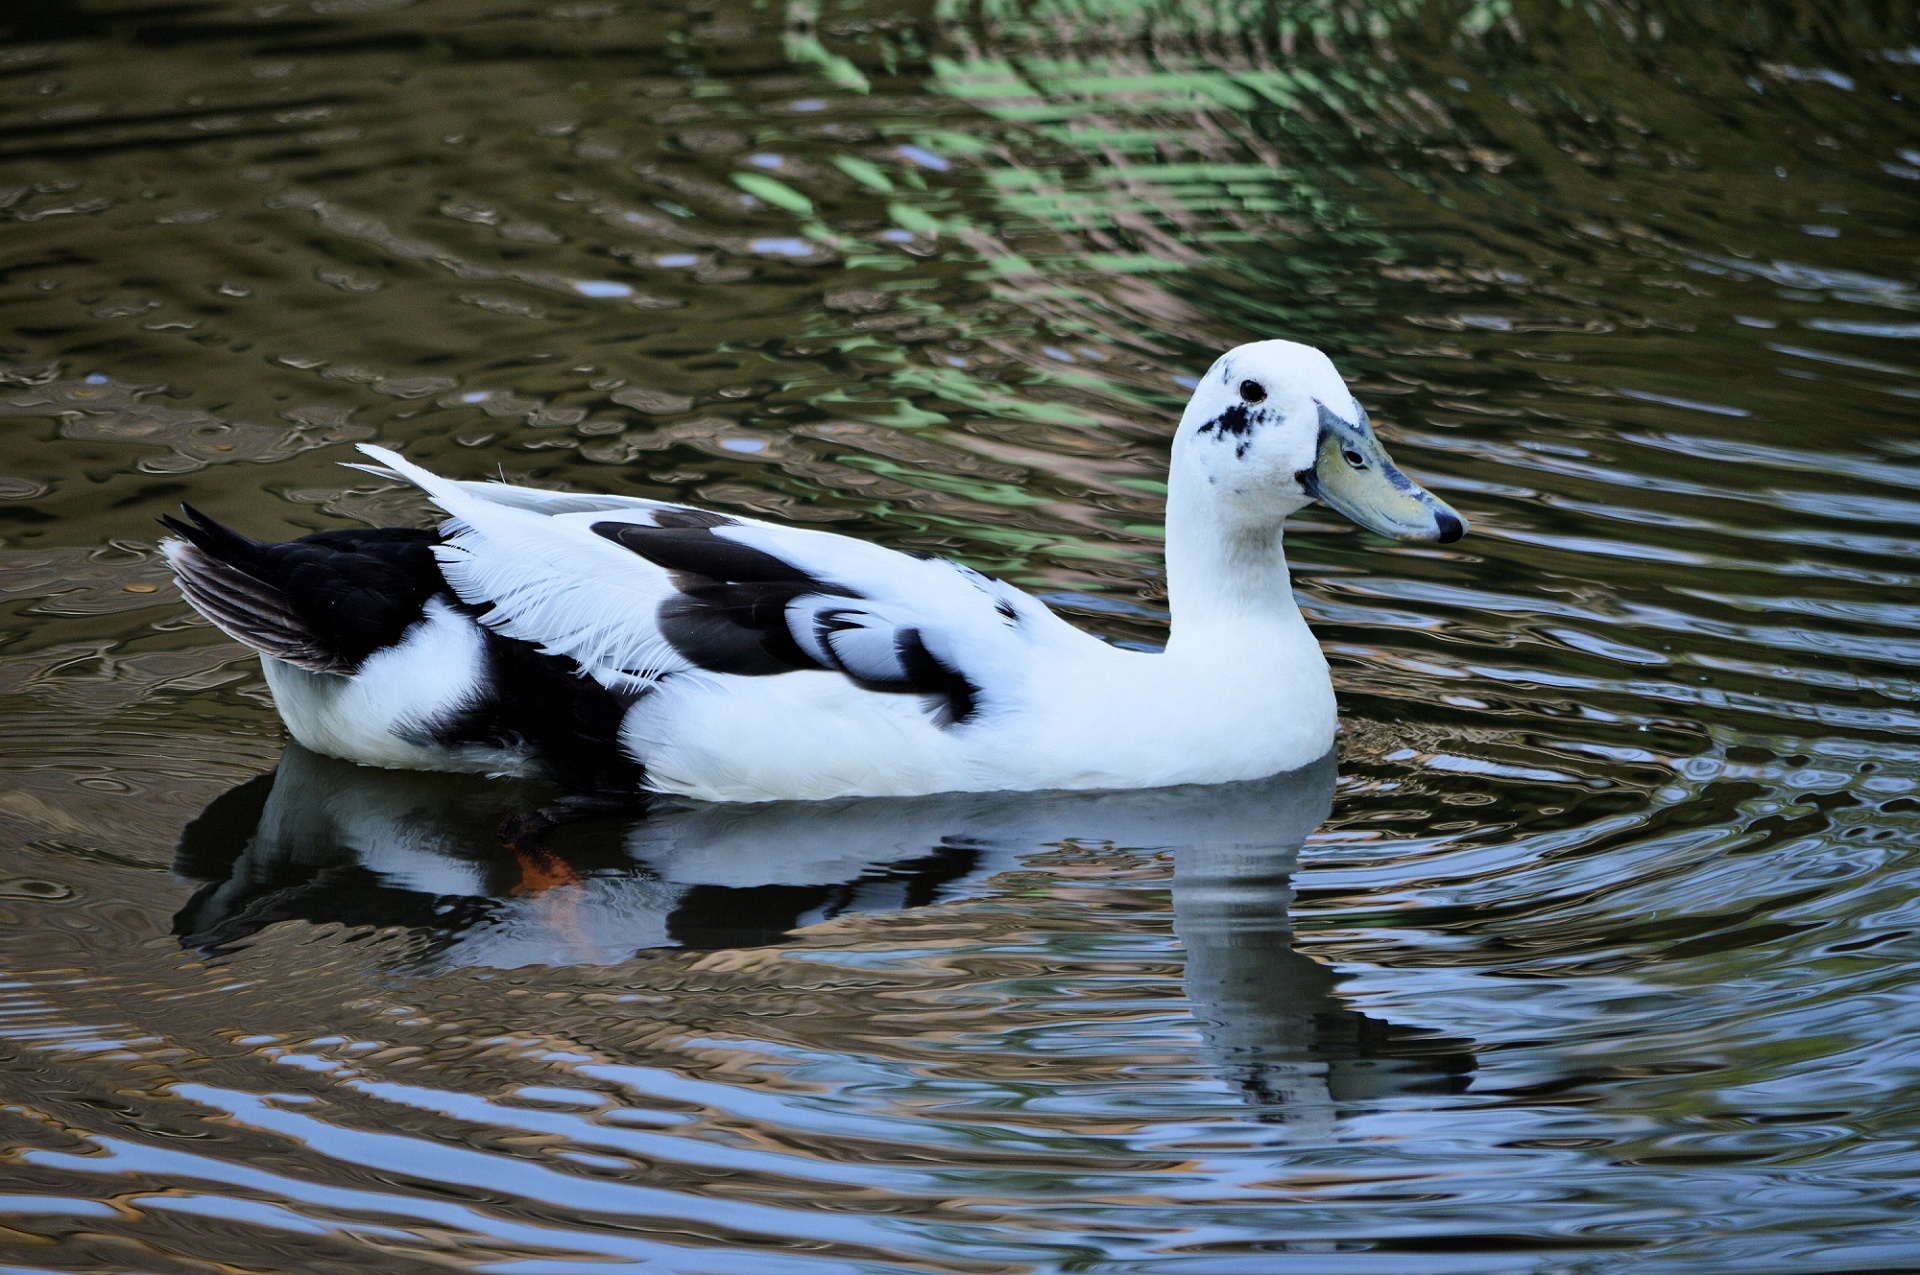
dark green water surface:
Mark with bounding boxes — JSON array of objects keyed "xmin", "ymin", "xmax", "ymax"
[{"xmin": 2, "ymin": 0, "xmax": 1919, "ymax": 1270}]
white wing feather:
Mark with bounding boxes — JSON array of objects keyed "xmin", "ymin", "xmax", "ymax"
[
  {"xmin": 358, "ymin": 445, "xmax": 1084, "ymax": 705},
  {"xmin": 358, "ymin": 446, "xmax": 690, "ymax": 685}
]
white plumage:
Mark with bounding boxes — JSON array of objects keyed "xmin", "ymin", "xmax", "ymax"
[{"xmin": 163, "ymin": 339, "xmax": 1465, "ymax": 803}]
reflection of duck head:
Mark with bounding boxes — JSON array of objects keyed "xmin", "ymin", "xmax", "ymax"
[
  {"xmin": 1173, "ymin": 752, "xmax": 1474, "ymax": 1118},
  {"xmin": 175, "ymin": 745, "xmax": 1470, "ymax": 1105}
]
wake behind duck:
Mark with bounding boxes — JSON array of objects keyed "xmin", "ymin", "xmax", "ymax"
[{"xmin": 160, "ymin": 339, "xmax": 1464, "ymax": 805}]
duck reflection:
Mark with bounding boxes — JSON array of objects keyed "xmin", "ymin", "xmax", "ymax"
[
  {"xmin": 1173, "ymin": 793, "xmax": 1475, "ymax": 1116},
  {"xmin": 174, "ymin": 745, "xmax": 1471, "ymax": 1105}
]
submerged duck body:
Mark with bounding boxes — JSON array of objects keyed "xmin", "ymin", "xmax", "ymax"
[{"xmin": 161, "ymin": 340, "xmax": 1464, "ymax": 803}]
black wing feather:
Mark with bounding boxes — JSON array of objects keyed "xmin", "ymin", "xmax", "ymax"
[
  {"xmin": 593, "ymin": 520, "xmax": 818, "ymax": 585},
  {"xmin": 593, "ymin": 518, "xmax": 855, "ymax": 677},
  {"xmin": 161, "ymin": 507, "xmax": 447, "ymax": 672},
  {"xmin": 591, "ymin": 517, "xmax": 982, "ymax": 725}
]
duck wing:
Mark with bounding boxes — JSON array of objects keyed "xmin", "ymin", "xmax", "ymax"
[{"xmin": 360, "ymin": 446, "xmax": 1075, "ymax": 721}]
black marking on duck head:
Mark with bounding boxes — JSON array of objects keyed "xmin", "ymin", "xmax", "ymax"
[
  {"xmin": 1198, "ymin": 367, "xmax": 1274, "ymax": 451},
  {"xmin": 1216, "ymin": 402, "xmax": 1255, "ymax": 438},
  {"xmin": 1198, "ymin": 402, "xmax": 1261, "ymax": 456},
  {"xmin": 1196, "ymin": 401, "xmax": 1262, "ymax": 458}
]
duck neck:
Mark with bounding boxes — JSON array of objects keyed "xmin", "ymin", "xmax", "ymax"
[{"xmin": 1163, "ymin": 474, "xmax": 1307, "ymax": 641}]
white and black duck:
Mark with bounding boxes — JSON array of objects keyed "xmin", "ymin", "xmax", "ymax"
[{"xmin": 160, "ymin": 339, "xmax": 1465, "ymax": 807}]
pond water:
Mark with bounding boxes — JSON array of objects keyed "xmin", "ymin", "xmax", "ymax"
[{"xmin": 2, "ymin": 0, "xmax": 1919, "ymax": 1270}]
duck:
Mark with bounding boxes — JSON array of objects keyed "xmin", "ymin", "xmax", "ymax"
[{"xmin": 159, "ymin": 339, "xmax": 1464, "ymax": 810}]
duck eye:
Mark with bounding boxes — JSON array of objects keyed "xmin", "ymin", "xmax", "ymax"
[
  {"xmin": 1343, "ymin": 448, "xmax": 1366, "ymax": 468},
  {"xmin": 1238, "ymin": 380, "xmax": 1266, "ymax": 404}
]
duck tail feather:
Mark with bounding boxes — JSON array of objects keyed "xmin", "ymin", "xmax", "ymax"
[
  {"xmin": 158, "ymin": 508, "xmax": 351, "ymax": 674},
  {"xmin": 354, "ymin": 444, "xmax": 464, "ymax": 506}
]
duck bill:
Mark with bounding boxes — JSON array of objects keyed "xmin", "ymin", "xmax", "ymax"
[{"xmin": 1301, "ymin": 403, "xmax": 1465, "ymax": 543}]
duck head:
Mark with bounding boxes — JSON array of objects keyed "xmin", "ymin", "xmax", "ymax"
[{"xmin": 1171, "ymin": 339, "xmax": 1465, "ymax": 544}]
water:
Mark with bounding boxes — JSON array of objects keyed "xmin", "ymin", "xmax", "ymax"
[{"xmin": 1, "ymin": 0, "xmax": 1918, "ymax": 1269}]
